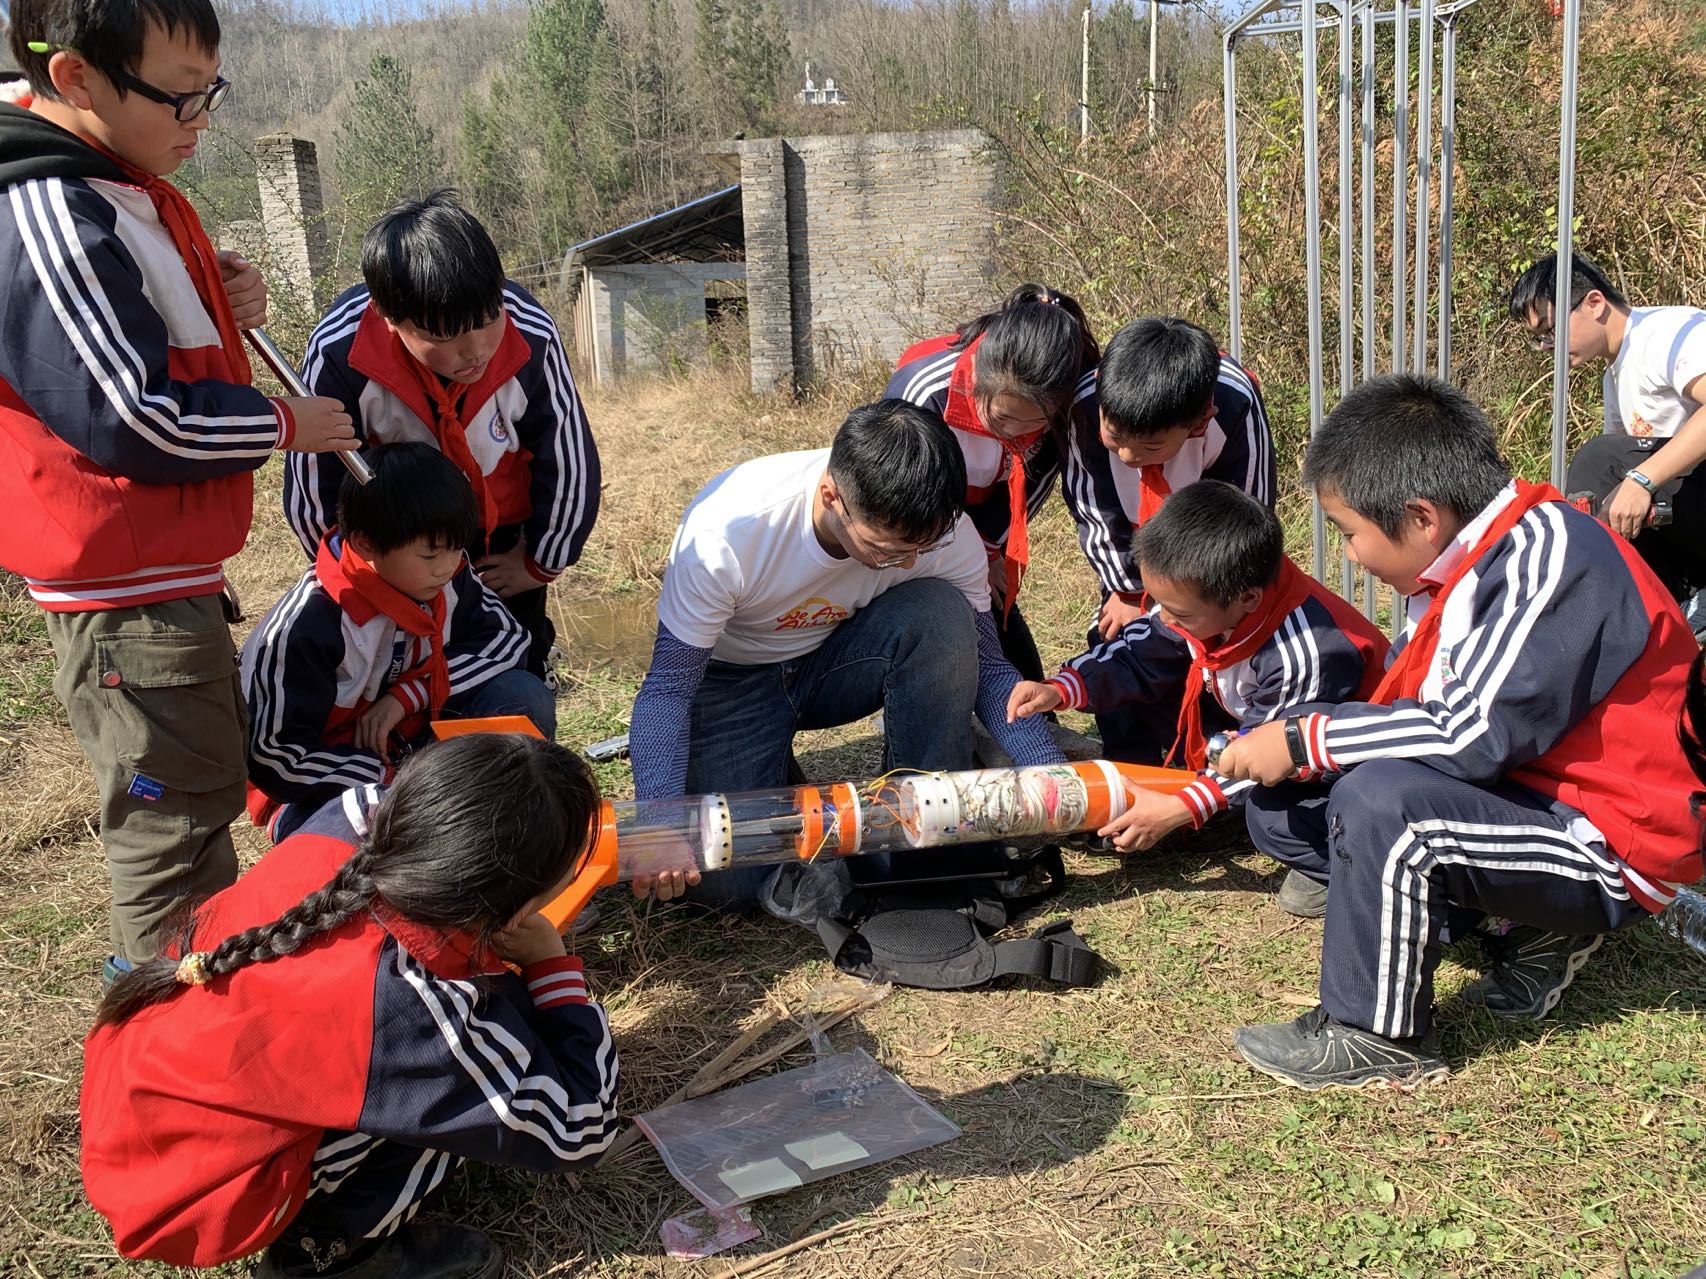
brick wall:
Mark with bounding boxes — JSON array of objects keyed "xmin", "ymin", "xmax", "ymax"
[
  {"xmin": 254, "ymin": 133, "xmax": 330, "ymax": 306},
  {"xmin": 711, "ymin": 129, "xmax": 1003, "ymax": 395}
]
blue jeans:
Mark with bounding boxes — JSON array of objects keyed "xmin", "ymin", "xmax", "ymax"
[
  {"xmin": 683, "ymin": 577, "xmax": 978, "ymax": 908},
  {"xmin": 272, "ymin": 669, "xmax": 556, "ymax": 842}
]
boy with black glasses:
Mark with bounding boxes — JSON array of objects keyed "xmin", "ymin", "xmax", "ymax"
[{"xmin": 0, "ymin": 0, "xmax": 357, "ymax": 976}]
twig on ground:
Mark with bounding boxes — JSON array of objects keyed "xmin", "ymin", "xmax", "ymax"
[{"xmin": 703, "ymin": 1213, "xmax": 903, "ymax": 1279}]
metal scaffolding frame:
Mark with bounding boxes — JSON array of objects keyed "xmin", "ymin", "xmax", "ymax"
[{"xmin": 1222, "ymin": 0, "xmax": 1582, "ymax": 617}]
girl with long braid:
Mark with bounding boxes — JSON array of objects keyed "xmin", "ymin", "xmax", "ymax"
[{"xmin": 79, "ymin": 734, "xmax": 619, "ymax": 1279}]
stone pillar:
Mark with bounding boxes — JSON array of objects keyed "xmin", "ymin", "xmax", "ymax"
[
  {"xmin": 254, "ymin": 133, "xmax": 330, "ymax": 305},
  {"xmin": 731, "ymin": 138, "xmax": 798, "ymax": 396}
]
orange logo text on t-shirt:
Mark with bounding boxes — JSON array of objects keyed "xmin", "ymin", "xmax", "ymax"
[
  {"xmin": 1629, "ymin": 413, "xmax": 1655, "ymax": 438},
  {"xmin": 776, "ymin": 597, "xmax": 851, "ymax": 631}
]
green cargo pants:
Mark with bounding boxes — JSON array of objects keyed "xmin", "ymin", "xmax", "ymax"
[{"xmin": 45, "ymin": 593, "xmax": 247, "ymax": 962}]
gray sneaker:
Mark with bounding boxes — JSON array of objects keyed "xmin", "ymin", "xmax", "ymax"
[
  {"xmin": 1234, "ymin": 1005, "xmax": 1449, "ymax": 1091},
  {"xmin": 1276, "ymin": 869, "xmax": 1328, "ymax": 918},
  {"xmin": 1460, "ymin": 925, "xmax": 1603, "ymax": 1020}
]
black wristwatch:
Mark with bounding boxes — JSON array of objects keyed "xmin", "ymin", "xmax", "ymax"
[{"xmin": 1283, "ymin": 717, "xmax": 1310, "ymax": 772}]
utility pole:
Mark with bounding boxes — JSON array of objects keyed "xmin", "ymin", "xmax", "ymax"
[
  {"xmin": 1080, "ymin": 5, "xmax": 1091, "ymax": 145},
  {"xmin": 1147, "ymin": 0, "xmax": 1159, "ymax": 136}
]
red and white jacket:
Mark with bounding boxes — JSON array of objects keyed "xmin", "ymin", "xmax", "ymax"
[
  {"xmin": 0, "ymin": 103, "xmax": 290, "ymax": 611},
  {"xmin": 80, "ymin": 798, "xmax": 619, "ymax": 1266},
  {"xmin": 284, "ymin": 283, "xmax": 600, "ymax": 584},
  {"xmin": 1293, "ymin": 484, "xmax": 1703, "ymax": 911}
]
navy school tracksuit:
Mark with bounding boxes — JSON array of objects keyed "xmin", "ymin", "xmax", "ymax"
[
  {"xmin": 1245, "ymin": 484, "xmax": 1702, "ymax": 1040},
  {"xmin": 239, "ymin": 533, "xmax": 536, "ymax": 838},
  {"xmin": 79, "ymin": 792, "xmax": 618, "ymax": 1266},
  {"xmin": 284, "ymin": 282, "xmax": 601, "ymax": 677},
  {"xmin": 1061, "ymin": 358, "xmax": 1276, "ymax": 758},
  {"xmin": 1048, "ymin": 556, "xmax": 1388, "ymax": 826}
]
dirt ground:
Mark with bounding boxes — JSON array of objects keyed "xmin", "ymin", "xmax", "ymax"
[{"xmin": 0, "ymin": 364, "xmax": 1703, "ymax": 1279}]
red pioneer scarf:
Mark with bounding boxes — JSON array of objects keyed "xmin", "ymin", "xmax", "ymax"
[
  {"xmin": 1370, "ymin": 481, "xmax": 1562, "ymax": 704},
  {"xmin": 1169, "ymin": 558, "xmax": 1315, "ymax": 769},
  {"xmin": 1169, "ymin": 557, "xmax": 1390, "ymax": 769},
  {"xmin": 315, "ymin": 535, "xmax": 451, "ymax": 718},
  {"xmin": 1136, "ymin": 465, "xmax": 1171, "ymax": 528},
  {"xmin": 388, "ymin": 331, "xmax": 500, "ymax": 536},
  {"xmin": 939, "ymin": 334, "xmax": 1049, "ymax": 619}
]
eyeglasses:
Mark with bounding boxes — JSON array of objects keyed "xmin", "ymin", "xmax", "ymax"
[
  {"xmin": 109, "ymin": 68, "xmax": 231, "ymax": 121},
  {"xmin": 865, "ymin": 536, "xmax": 953, "ymax": 570},
  {"xmin": 833, "ymin": 497, "xmax": 954, "ymax": 569},
  {"xmin": 24, "ymin": 42, "xmax": 230, "ymax": 121},
  {"xmin": 1526, "ymin": 296, "xmax": 1585, "ymax": 352}
]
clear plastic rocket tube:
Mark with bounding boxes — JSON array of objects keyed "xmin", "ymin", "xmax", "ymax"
[{"xmin": 544, "ymin": 760, "xmax": 1193, "ymax": 928}]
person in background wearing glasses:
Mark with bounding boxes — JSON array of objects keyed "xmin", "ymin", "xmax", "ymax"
[
  {"xmin": 0, "ymin": 0, "xmax": 359, "ymax": 984},
  {"xmin": 1510, "ymin": 252, "xmax": 1706, "ymax": 634},
  {"xmin": 626, "ymin": 399, "xmax": 1067, "ymax": 909}
]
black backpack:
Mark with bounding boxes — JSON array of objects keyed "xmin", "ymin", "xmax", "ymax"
[{"xmin": 766, "ymin": 842, "xmax": 1104, "ymax": 991}]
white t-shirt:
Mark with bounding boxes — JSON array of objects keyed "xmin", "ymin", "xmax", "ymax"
[
  {"xmin": 1603, "ymin": 306, "xmax": 1706, "ymax": 439},
  {"xmin": 657, "ymin": 449, "xmax": 991, "ymax": 665}
]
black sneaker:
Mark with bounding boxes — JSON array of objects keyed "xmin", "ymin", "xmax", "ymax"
[
  {"xmin": 1460, "ymin": 925, "xmax": 1603, "ymax": 1020},
  {"xmin": 252, "ymin": 1222, "xmax": 501, "ymax": 1279},
  {"xmin": 1234, "ymin": 1005, "xmax": 1449, "ymax": 1091},
  {"xmin": 1275, "ymin": 870, "xmax": 1327, "ymax": 919}
]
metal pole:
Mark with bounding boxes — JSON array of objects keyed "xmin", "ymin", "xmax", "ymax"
[
  {"xmin": 1148, "ymin": 0, "xmax": 1160, "ymax": 137},
  {"xmin": 1303, "ymin": 1, "xmax": 1327, "ymax": 580},
  {"xmin": 1437, "ymin": 13, "xmax": 1457, "ymax": 379},
  {"xmin": 1224, "ymin": 32, "xmax": 1243, "ymax": 359},
  {"xmin": 1410, "ymin": 0, "xmax": 1434, "ymax": 373},
  {"xmin": 244, "ymin": 329, "xmax": 372, "ymax": 484},
  {"xmin": 1360, "ymin": 0, "xmax": 1377, "ymax": 617},
  {"xmin": 1550, "ymin": 0, "xmax": 1580, "ymax": 491},
  {"xmin": 1338, "ymin": 0, "xmax": 1356, "ymax": 599},
  {"xmin": 1391, "ymin": 0, "xmax": 1408, "ymax": 374},
  {"xmin": 1081, "ymin": 6, "xmax": 1092, "ymax": 145},
  {"xmin": 1338, "ymin": 2, "xmax": 1354, "ymax": 401}
]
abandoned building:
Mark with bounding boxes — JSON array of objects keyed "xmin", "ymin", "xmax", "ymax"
[
  {"xmin": 561, "ymin": 128, "xmax": 1005, "ymax": 394},
  {"xmin": 231, "ymin": 125, "xmax": 1003, "ymax": 398}
]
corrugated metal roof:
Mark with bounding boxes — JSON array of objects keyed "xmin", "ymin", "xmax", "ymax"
[{"xmin": 566, "ymin": 185, "xmax": 743, "ymax": 269}]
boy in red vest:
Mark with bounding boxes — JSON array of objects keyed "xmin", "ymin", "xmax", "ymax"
[
  {"xmin": 1008, "ymin": 481, "xmax": 1386, "ymax": 884},
  {"xmin": 242, "ymin": 444, "xmax": 550, "ymax": 842},
  {"xmin": 1217, "ymin": 374, "xmax": 1701, "ymax": 1090},
  {"xmin": 285, "ymin": 192, "xmax": 600, "ymax": 680},
  {"xmin": 0, "ymin": 0, "xmax": 358, "ymax": 974}
]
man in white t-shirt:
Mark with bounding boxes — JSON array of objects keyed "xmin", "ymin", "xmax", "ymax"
[
  {"xmin": 628, "ymin": 400, "xmax": 1067, "ymax": 908},
  {"xmin": 1510, "ymin": 252, "xmax": 1706, "ymax": 608}
]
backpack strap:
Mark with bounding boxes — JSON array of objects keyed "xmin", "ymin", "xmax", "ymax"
[
  {"xmin": 989, "ymin": 919, "xmax": 1101, "ymax": 987},
  {"xmin": 816, "ymin": 911, "xmax": 1103, "ymax": 990}
]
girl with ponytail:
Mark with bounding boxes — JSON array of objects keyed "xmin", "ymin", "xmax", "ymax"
[
  {"xmin": 887, "ymin": 283, "xmax": 1100, "ymax": 681},
  {"xmin": 80, "ymin": 734, "xmax": 618, "ymax": 1279}
]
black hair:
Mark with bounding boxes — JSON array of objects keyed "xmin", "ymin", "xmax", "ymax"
[
  {"xmin": 1134, "ymin": 481, "xmax": 1283, "ymax": 607},
  {"xmin": 1683, "ymin": 651, "xmax": 1706, "ymax": 788},
  {"xmin": 1098, "ymin": 316, "xmax": 1222, "ymax": 438},
  {"xmin": 828, "ymin": 399, "xmax": 967, "ymax": 545},
  {"xmin": 1302, "ymin": 374, "xmax": 1511, "ymax": 538},
  {"xmin": 1507, "ymin": 251, "xmax": 1628, "ymax": 324},
  {"xmin": 10, "ymin": 0, "xmax": 219, "ymax": 98},
  {"xmin": 95, "ymin": 734, "xmax": 601, "ymax": 1028},
  {"xmin": 953, "ymin": 283, "xmax": 1099, "ymax": 423},
  {"xmin": 337, "ymin": 442, "xmax": 479, "ymax": 555},
  {"xmin": 361, "ymin": 190, "xmax": 505, "ymax": 338}
]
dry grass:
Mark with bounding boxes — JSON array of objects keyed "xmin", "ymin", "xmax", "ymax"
[{"xmin": 1, "ymin": 365, "xmax": 1704, "ymax": 1279}]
